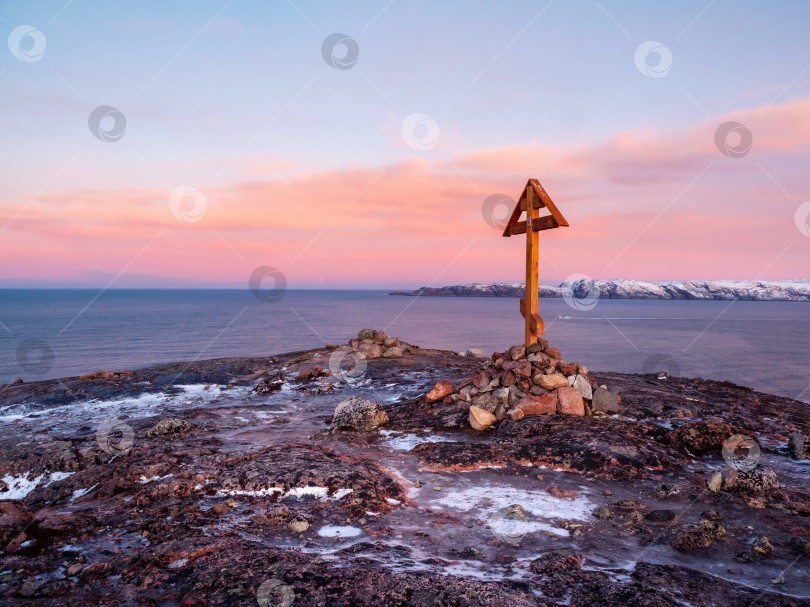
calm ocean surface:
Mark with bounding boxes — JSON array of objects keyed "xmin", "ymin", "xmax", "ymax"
[{"xmin": 1, "ymin": 289, "xmax": 808, "ymax": 402}]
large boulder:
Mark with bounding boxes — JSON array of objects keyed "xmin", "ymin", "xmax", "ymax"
[
  {"xmin": 332, "ymin": 397, "xmax": 389, "ymax": 431},
  {"xmin": 556, "ymin": 387, "xmax": 585, "ymax": 416},
  {"xmin": 667, "ymin": 420, "xmax": 738, "ymax": 453},
  {"xmin": 592, "ymin": 388, "xmax": 620, "ymax": 413},
  {"xmin": 515, "ymin": 393, "xmax": 557, "ymax": 416},
  {"xmin": 147, "ymin": 418, "xmax": 192, "ymax": 438},
  {"xmin": 534, "ymin": 374, "xmax": 568, "ymax": 390}
]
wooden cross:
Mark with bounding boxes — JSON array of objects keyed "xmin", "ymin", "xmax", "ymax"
[{"xmin": 502, "ymin": 179, "xmax": 569, "ymax": 347}]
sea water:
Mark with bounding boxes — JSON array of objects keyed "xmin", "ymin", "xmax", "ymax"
[{"xmin": 0, "ymin": 289, "xmax": 808, "ymax": 402}]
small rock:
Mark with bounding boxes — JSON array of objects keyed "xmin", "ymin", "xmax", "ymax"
[
  {"xmin": 147, "ymin": 418, "xmax": 192, "ymax": 438},
  {"xmin": 508, "ymin": 408, "xmax": 525, "ymax": 421},
  {"xmin": 433, "ymin": 486, "xmax": 441, "ymax": 491},
  {"xmin": 324, "ymin": 342, "xmax": 339, "ymax": 348},
  {"xmin": 526, "ymin": 339, "xmax": 548, "ymax": 354},
  {"xmin": 508, "ymin": 345, "xmax": 526, "ymax": 360},
  {"xmin": 492, "ymin": 387, "xmax": 509, "ymax": 403},
  {"xmin": 494, "ymin": 403, "xmax": 507, "ymax": 422},
  {"xmin": 19, "ymin": 580, "xmax": 40, "ymax": 597},
  {"xmin": 722, "ymin": 466, "xmax": 781, "ymax": 496},
  {"xmin": 708, "ymin": 472, "xmax": 723, "ymax": 492},
  {"xmin": 529, "ymin": 550, "xmax": 583, "ymax": 575},
  {"xmin": 357, "ymin": 329, "xmax": 380, "ymax": 341},
  {"xmin": 358, "ymin": 343, "xmax": 383, "ymax": 359},
  {"xmin": 426, "ymin": 380, "xmax": 454, "ymax": 403},
  {"xmin": 788, "ymin": 431, "xmax": 807, "ymax": 460},
  {"xmin": 545, "ymin": 347, "xmax": 562, "ymax": 359},
  {"xmin": 472, "ymin": 393, "xmax": 499, "ymax": 414},
  {"xmin": 469, "ymin": 405, "xmax": 497, "ymax": 431},
  {"xmin": 558, "ymin": 361, "xmax": 577, "ymax": 376},
  {"xmin": 383, "ymin": 337, "xmax": 400, "ymax": 348},
  {"xmin": 212, "ymin": 502, "xmax": 229, "ymax": 515},
  {"xmin": 593, "ymin": 506, "xmax": 612, "ymax": 520},
  {"xmin": 332, "ymin": 397, "xmax": 389, "ymax": 431},
  {"xmin": 751, "ymin": 536, "xmax": 775, "ymax": 557},
  {"xmin": 288, "ymin": 517, "xmax": 310, "ymax": 533},
  {"xmin": 556, "ymin": 387, "xmax": 585, "ymax": 416},
  {"xmin": 466, "ymin": 348, "xmax": 483, "ymax": 358},
  {"xmin": 66, "ymin": 563, "xmax": 83, "ymax": 576},
  {"xmin": 471, "ymin": 371, "xmax": 491, "ymax": 389},
  {"xmin": 567, "ymin": 374, "xmax": 593, "ymax": 400},
  {"xmin": 414, "ymin": 480, "xmax": 422, "ymax": 488},
  {"xmin": 382, "ymin": 347, "xmax": 403, "ymax": 358}
]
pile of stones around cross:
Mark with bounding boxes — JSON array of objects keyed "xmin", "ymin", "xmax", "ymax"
[
  {"xmin": 426, "ymin": 338, "xmax": 621, "ymax": 431},
  {"xmin": 344, "ymin": 328, "xmax": 409, "ymax": 360}
]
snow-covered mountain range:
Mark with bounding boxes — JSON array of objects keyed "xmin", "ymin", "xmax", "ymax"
[{"xmin": 390, "ymin": 279, "xmax": 810, "ymax": 301}]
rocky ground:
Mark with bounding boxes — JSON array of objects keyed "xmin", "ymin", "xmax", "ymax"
[{"xmin": 0, "ymin": 331, "xmax": 808, "ymax": 606}]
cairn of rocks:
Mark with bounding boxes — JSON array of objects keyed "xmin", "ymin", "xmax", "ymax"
[
  {"xmin": 343, "ymin": 328, "xmax": 409, "ymax": 360},
  {"xmin": 425, "ymin": 338, "xmax": 620, "ymax": 431}
]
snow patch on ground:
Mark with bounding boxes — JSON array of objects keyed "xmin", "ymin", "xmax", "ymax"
[
  {"xmin": 380, "ymin": 430, "xmax": 455, "ymax": 451},
  {"xmin": 139, "ymin": 474, "xmax": 174, "ymax": 484},
  {"xmin": 426, "ymin": 484, "xmax": 593, "ymax": 537},
  {"xmin": 0, "ymin": 471, "xmax": 74, "ymax": 500},
  {"xmin": 70, "ymin": 484, "xmax": 98, "ymax": 502},
  {"xmin": 317, "ymin": 525, "xmax": 363, "ymax": 538},
  {"xmin": 216, "ymin": 486, "xmax": 353, "ymax": 501}
]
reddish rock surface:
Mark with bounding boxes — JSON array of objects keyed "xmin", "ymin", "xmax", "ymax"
[
  {"xmin": 557, "ymin": 386, "xmax": 585, "ymax": 416},
  {"xmin": 0, "ymin": 336, "xmax": 807, "ymax": 605}
]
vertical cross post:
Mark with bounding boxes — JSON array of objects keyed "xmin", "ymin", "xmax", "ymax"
[
  {"xmin": 524, "ymin": 187, "xmax": 541, "ymax": 346},
  {"xmin": 503, "ymin": 179, "xmax": 567, "ymax": 347}
]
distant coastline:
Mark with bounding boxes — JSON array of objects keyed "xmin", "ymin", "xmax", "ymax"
[{"xmin": 390, "ymin": 279, "xmax": 810, "ymax": 301}]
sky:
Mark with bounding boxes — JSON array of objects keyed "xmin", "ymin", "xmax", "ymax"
[{"xmin": 1, "ymin": 0, "xmax": 809, "ymax": 289}]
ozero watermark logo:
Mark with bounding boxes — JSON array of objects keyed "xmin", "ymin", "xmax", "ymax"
[
  {"xmin": 401, "ymin": 113, "xmax": 440, "ymax": 150},
  {"xmin": 634, "ymin": 41, "xmax": 672, "ymax": 78},
  {"xmin": 256, "ymin": 578, "xmax": 295, "ymax": 607},
  {"xmin": 714, "ymin": 121, "xmax": 752, "ymax": 158},
  {"xmin": 793, "ymin": 201, "xmax": 810, "ymax": 237},
  {"xmin": 641, "ymin": 354, "xmax": 680, "ymax": 377},
  {"xmin": 561, "ymin": 274, "xmax": 600, "ymax": 311},
  {"xmin": 482, "ymin": 194, "xmax": 515, "ymax": 231},
  {"xmin": 722, "ymin": 434, "xmax": 761, "ymax": 472},
  {"xmin": 16, "ymin": 338, "xmax": 54, "ymax": 374},
  {"xmin": 8, "ymin": 25, "xmax": 46, "ymax": 63},
  {"xmin": 249, "ymin": 266, "xmax": 288, "ymax": 303},
  {"xmin": 321, "ymin": 33, "xmax": 359, "ymax": 70},
  {"xmin": 88, "ymin": 105, "xmax": 127, "ymax": 143},
  {"xmin": 328, "ymin": 346, "xmax": 367, "ymax": 384},
  {"xmin": 96, "ymin": 418, "xmax": 135, "ymax": 457},
  {"xmin": 169, "ymin": 186, "xmax": 207, "ymax": 223},
  {"xmin": 489, "ymin": 504, "xmax": 528, "ymax": 545}
]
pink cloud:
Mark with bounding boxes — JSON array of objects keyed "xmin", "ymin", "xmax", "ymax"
[{"xmin": 2, "ymin": 97, "xmax": 809, "ymax": 287}]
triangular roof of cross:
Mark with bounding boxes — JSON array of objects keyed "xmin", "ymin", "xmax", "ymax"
[{"xmin": 502, "ymin": 178, "xmax": 569, "ymax": 237}]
